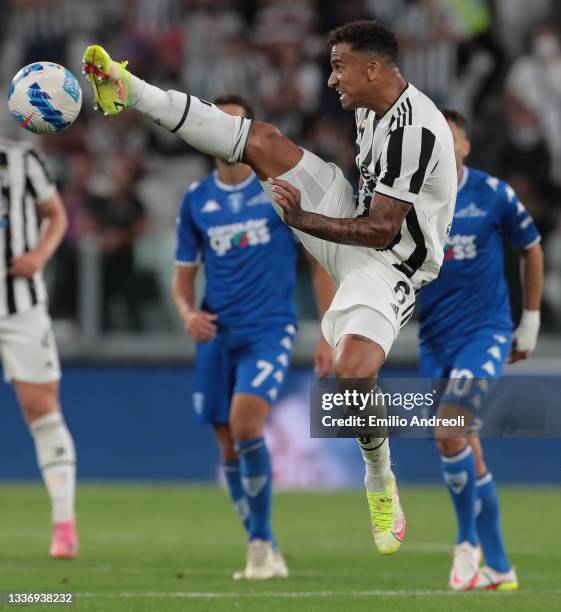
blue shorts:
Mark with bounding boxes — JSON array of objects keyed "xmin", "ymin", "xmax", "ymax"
[
  {"xmin": 192, "ymin": 323, "xmax": 296, "ymax": 424},
  {"xmin": 420, "ymin": 329, "xmax": 512, "ymax": 415}
]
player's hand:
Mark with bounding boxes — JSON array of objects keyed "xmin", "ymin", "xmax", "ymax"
[
  {"xmin": 509, "ymin": 309, "xmax": 540, "ymax": 364},
  {"xmin": 269, "ymin": 178, "xmax": 308, "ymax": 229},
  {"xmin": 8, "ymin": 251, "xmax": 45, "ymax": 278},
  {"xmin": 183, "ymin": 310, "xmax": 218, "ymax": 342},
  {"xmin": 314, "ymin": 335, "xmax": 333, "ymax": 378},
  {"xmin": 508, "ymin": 339, "xmax": 528, "ymax": 364}
]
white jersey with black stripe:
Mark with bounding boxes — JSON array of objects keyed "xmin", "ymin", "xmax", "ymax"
[
  {"xmin": 354, "ymin": 83, "xmax": 456, "ymax": 289},
  {"xmin": 0, "ymin": 138, "xmax": 54, "ymax": 317}
]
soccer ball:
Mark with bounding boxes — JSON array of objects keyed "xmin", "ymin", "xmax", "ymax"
[{"xmin": 8, "ymin": 62, "xmax": 82, "ymax": 135}]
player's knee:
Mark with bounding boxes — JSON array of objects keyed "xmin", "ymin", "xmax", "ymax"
[
  {"xmin": 229, "ymin": 416, "xmax": 263, "ymax": 444},
  {"xmin": 20, "ymin": 390, "xmax": 60, "ymax": 424},
  {"xmin": 333, "ymin": 350, "xmax": 381, "ymax": 379},
  {"xmin": 245, "ymin": 122, "xmax": 284, "ymax": 164},
  {"xmin": 435, "ymin": 435, "xmax": 468, "ymax": 457},
  {"xmin": 214, "ymin": 425, "xmax": 238, "ymax": 462}
]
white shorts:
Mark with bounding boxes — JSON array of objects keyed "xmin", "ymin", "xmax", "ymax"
[
  {"xmin": 0, "ymin": 304, "xmax": 61, "ymax": 384},
  {"xmin": 261, "ymin": 148, "xmax": 416, "ymax": 357}
]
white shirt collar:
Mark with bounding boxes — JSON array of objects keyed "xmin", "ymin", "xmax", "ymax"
[
  {"xmin": 213, "ymin": 170, "xmax": 255, "ymax": 192},
  {"xmin": 458, "ymin": 165, "xmax": 469, "ymax": 192}
]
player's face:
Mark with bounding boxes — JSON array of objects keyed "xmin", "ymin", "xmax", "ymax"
[
  {"xmin": 328, "ymin": 43, "xmax": 373, "ymax": 109},
  {"xmin": 447, "ymin": 120, "xmax": 471, "ymax": 171}
]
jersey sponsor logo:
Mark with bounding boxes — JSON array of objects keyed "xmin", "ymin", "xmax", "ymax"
[
  {"xmin": 454, "ymin": 202, "xmax": 486, "ymax": 218},
  {"xmin": 201, "ymin": 199, "xmax": 221, "ymax": 213},
  {"xmin": 207, "ymin": 218, "xmax": 271, "ymax": 256},
  {"xmin": 444, "ymin": 234, "xmax": 477, "ymax": 261}
]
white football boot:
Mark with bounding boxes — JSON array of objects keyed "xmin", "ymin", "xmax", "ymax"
[
  {"xmin": 273, "ymin": 550, "xmax": 289, "ymax": 578},
  {"xmin": 474, "ymin": 566, "xmax": 519, "ymax": 591},
  {"xmin": 449, "ymin": 542, "xmax": 481, "ymax": 590},
  {"xmin": 232, "ymin": 539, "xmax": 276, "ymax": 580}
]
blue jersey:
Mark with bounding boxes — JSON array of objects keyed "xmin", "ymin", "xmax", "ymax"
[
  {"xmin": 419, "ymin": 166, "xmax": 540, "ymax": 353},
  {"xmin": 176, "ymin": 170, "xmax": 298, "ymax": 329}
]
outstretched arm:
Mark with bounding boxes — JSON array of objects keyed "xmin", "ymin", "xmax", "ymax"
[
  {"xmin": 509, "ymin": 242, "xmax": 543, "ymax": 363},
  {"xmin": 270, "ymin": 178, "xmax": 409, "ymax": 248}
]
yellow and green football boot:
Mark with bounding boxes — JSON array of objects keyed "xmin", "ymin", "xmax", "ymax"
[
  {"xmin": 82, "ymin": 45, "xmax": 131, "ymax": 116},
  {"xmin": 366, "ymin": 475, "xmax": 406, "ymax": 555}
]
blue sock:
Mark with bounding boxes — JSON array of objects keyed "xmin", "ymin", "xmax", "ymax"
[
  {"xmin": 223, "ymin": 460, "xmax": 250, "ymax": 533},
  {"xmin": 441, "ymin": 446, "xmax": 477, "ymax": 546},
  {"xmin": 476, "ymin": 473, "xmax": 511, "ymax": 572},
  {"xmin": 236, "ymin": 437, "xmax": 273, "ymax": 542}
]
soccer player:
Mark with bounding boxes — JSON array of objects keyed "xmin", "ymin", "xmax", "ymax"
[
  {"xmin": 418, "ymin": 109, "xmax": 543, "ymax": 591},
  {"xmin": 82, "ymin": 19, "xmax": 457, "ymax": 556},
  {"xmin": 171, "ymin": 94, "xmax": 335, "ymax": 579},
  {"xmin": 0, "ymin": 138, "xmax": 78, "ymax": 558}
]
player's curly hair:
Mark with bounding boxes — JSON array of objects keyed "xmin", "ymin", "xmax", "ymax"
[
  {"xmin": 213, "ymin": 95, "xmax": 255, "ymax": 120},
  {"xmin": 326, "ymin": 20, "xmax": 399, "ymax": 64}
]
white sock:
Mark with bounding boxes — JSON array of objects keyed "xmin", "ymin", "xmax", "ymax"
[
  {"xmin": 29, "ymin": 413, "xmax": 76, "ymax": 523},
  {"xmin": 358, "ymin": 437, "xmax": 393, "ymax": 493},
  {"xmin": 130, "ymin": 75, "xmax": 251, "ymax": 162}
]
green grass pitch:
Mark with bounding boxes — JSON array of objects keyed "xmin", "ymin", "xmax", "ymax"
[{"xmin": 0, "ymin": 484, "xmax": 560, "ymax": 611}]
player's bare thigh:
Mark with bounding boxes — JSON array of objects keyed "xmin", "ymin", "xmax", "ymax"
[{"xmin": 243, "ymin": 122, "xmax": 304, "ymax": 180}]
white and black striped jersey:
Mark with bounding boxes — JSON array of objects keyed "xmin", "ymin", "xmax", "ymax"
[
  {"xmin": 355, "ymin": 83, "xmax": 457, "ymax": 289},
  {"xmin": 0, "ymin": 139, "xmax": 55, "ymax": 317}
]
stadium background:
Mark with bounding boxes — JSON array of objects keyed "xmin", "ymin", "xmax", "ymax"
[
  {"xmin": 2, "ymin": 3, "xmax": 561, "ymax": 610},
  {"xmin": 1, "ymin": 0, "xmax": 561, "ymax": 485}
]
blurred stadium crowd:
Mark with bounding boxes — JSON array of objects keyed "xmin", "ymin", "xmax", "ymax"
[{"xmin": 1, "ymin": 0, "xmax": 561, "ymax": 333}]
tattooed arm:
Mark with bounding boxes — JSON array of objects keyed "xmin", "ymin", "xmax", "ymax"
[{"xmin": 270, "ymin": 178, "xmax": 410, "ymax": 248}]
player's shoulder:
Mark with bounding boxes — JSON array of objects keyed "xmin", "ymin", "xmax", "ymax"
[
  {"xmin": 181, "ymin": 174, "xmax": 214, "ymax": 204},
  {"xmin": 467, "ymin": 166, "xmax": 516, "ymax": 202},
  {"xmin": 408, "ymin": 85, "xmax": 445, "ymax": 126},
  {"xmin": 0, "ymin": 137, "xmax": 35, "ymax": 155},
  {"xmin": 387, "ymin": 84, "xmax": 449, "ymax": 142}
]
